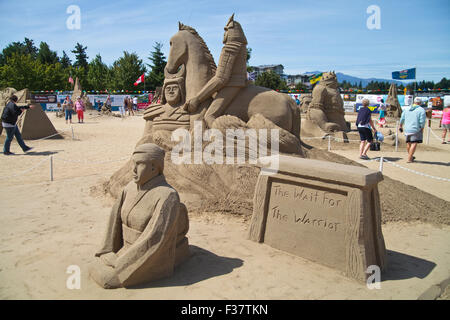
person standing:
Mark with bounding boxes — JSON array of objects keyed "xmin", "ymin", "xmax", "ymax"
[
  {"xmin": 378, "ymin": 99, "xmax": 386, "ymax": 128},
  {"xmin": 105, "ymin": 95, "xmax": 112, "ymax": 112},
  {"xmin": 120, "ymin": 96, "xmax": 127, "ymax": 117},
  {"xmin": 132, "ymin": 95, "xmax": 138, "ymax": 111},
  {"xmin": 62, "ymin": 96, "xmax": 74, "ymax": 124},
  {"xmin": 1, "ymin": 95, "xmax": 34, "ymax": 155},
  {"xmin": 441, "ymin": 100, "xmax": 450, "ymax": 144},
  {"xmin": 127, "ymin": 96, "xmax": 134, "ymax": 116},
  {"xmin": 399, "ymin": 97, "xmax": 426, "ymax": 163},
  {"xmin": 356, "ymin": 99, "xmax": 377, "ymax": 160},
  {"xmin": 75, "ymin": 96, "xmax": 85, "ymax": 123}
]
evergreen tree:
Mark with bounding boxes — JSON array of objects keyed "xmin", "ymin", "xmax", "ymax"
[
  {"xmin": 110, "ymin": 51, "xmax": 146, "ymax": 91},
  {"xmin": 146, "ymin": 42, "xmax": 166, "ymax": 90},
  {"xmin": 37, "ymin": 42, "xmax": 59, "ymax": 65},
  {"xmin": 61, "ymin": 51, "xmax": 72, "ymax": 69},
  {"xmin": 87, "ymin": 54, "xmax": 109, "ymax": 90},
  {"xmin": 71, "ymin": 42, "xmax": 89, "ymax": 69}
]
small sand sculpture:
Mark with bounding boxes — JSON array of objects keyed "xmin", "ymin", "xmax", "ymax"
[
  {"xmin": 90, "ymin": 143, "xmax": 190, "ymax": 288},
  {"xmin": 386, "ymin": 83, "xmax": 402, "ymax": 118},
  {"xmin": 307, "ymin": 71, "xmax": 349, "ymax": 133}
]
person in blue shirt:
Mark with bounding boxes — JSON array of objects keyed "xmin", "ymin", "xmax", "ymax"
[{"xmin": 399, "ymin": 97, "xmax": 426, "ymax": 163}]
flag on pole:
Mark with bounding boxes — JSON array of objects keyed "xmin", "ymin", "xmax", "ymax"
[
  {"xmin": 247, "ymin": 71, "xmax": 257, "ymax": 81},
  {"xmin": 134, "ymin": 74, "xmax": 145, "ymax": 86},
  {"xmin": 392, "ymin": 68, "xmax": 416, "ymax": 80},
  {"xmin": 68, "ymin": 76, "xmax": 74, "ymax": 84},
  {"xmin": 309, "ymin": 72, "xmax": 323, "ymax": 85}
]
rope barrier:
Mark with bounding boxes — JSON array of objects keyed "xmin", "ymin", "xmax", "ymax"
[
  {"xmin": 358, "ymin": 157, "xmax": 450, "ymax": 182},
  {"xmin": 2, "ymin": 157, "xmax": 49, "ymax": 179}
]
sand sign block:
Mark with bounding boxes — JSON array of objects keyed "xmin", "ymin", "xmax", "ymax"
[{"xmin": 248, "ymin": 155, "xmax": 386, "ymax": 282}]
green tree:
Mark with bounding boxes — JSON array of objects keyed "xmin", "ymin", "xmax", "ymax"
[
  {"xmin": 146, "ymin": 42, "xmax": 166, "ymax": 90},
  {"xmin": 61, "ymin": 51, "xmax": 72, "ymax": 69},
  {"xmin": 87, "ymin": 54, "xmax": 109, "ymax": 90},
  {"xmin": 110, "ymin": 51, "xmax": 146, "ymax": 91},
  {"xmin": 255, "ymin": 71, "xmax": 288, "ymax": 91},
  {"xmin": 37, "ymin": 42, "xmax": 59, "ymax": 65},
  {"xmin": 0, "ymin": 53, "xmax": 44, "ymax": 90},
  {"xmin": 295, "ymin": 81, "xmax": 307, "ymax": 91},
  {"xmin": 71, "ymin": 42, "xmax": 89, "ymax": 69}
]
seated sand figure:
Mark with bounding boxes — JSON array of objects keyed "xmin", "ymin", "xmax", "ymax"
[
  {"xmin": 90, "ymin": 143, "xmax": 190, "ymax": 288},
  {"xmin": 143, "ymin": 77, "xmax": 190, "ymax": 131},
  {"xmin": 307, "ymin": 71, "xmax": 349, "ymax": 132}
]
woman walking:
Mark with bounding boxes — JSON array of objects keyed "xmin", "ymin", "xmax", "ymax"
[{"xmin": 356, "ymin": 99, "xmax": 377, "ymax": 160}]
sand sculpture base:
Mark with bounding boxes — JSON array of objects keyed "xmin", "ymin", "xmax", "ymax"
[
  {"xmin": 302, "ymin": 119, "xmax": 349, "ymax": 143},
  {"xmin": 248, "ymin": 155, "xmax": 387, "ymax": 283}
]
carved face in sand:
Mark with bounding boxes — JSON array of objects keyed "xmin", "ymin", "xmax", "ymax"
[
  {"xmin": 164, "ymin": 84, "xmax": 181, "ymax": 106},
  {"xmin": 131, "ymin": 154, "xmax": 160, "ymax": 186}
]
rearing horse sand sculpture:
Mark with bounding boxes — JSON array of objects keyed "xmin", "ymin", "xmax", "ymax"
[{"xmin": 164, "ymin": 22, "xmax": 301, "ymax": 153}]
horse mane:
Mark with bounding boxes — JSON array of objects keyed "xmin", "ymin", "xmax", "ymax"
[{"xmin": 179, "ymin": 23, "xmax": 217, "ymax": 75}]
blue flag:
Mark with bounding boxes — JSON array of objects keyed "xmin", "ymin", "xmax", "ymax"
[
  {"xmin": 392, "ymin": 68, "xmax": 416, "ymax": 80},
  {"xmin": 247, "ymin": 71, "xmax": 257, "ymax": 81}
]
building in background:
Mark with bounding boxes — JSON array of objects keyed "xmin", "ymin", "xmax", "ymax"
[{"xmin": 252, "ymin": 64, "xmax": 285, "ymax": 77}]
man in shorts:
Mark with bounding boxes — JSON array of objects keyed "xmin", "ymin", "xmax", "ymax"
[{"xmin": 399, "ymin": 97, "xmax": 426, "ymax": 163}]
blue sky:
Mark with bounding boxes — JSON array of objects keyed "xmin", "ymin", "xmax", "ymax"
[{"xmin": 0, "ymin": 0, "xmax": 449, "ymax": 81}]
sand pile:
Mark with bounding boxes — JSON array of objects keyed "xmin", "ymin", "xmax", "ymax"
[{"xmin": 106, "ymin": 141, "xmax": 450, "ymax": 226}]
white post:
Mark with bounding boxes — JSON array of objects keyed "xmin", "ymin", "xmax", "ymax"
[
  {"xmin": 426, "ymin": 125, "xmax": 430, "ymax": 145},
  {"xmin": 379, "ymin": 157, "xmax": 384, "ymax": 172},
  {"xmin": 395, "ymin": 121, "xmax": 399, "ymax": 152},
  {"xmin": 50, "ymin": 155, "xmax": 53, "ymax": 181},
  {"xmin": 328, "ymin": 135, "xmax": 331, "ymax": 151},
  {"xmin": 71, "ymin": 126, "xmax": 74, "ymax": 140}
]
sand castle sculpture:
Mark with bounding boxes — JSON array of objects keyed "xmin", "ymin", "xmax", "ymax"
[
  {"xmin": 90, "ymin": 143, "xmax": 190, "ymax": 288},
  {"xmin": 305, "ymin": 72, "xmax": 349, "ymax": 135},
  {"xmin": 71, "ymin": 77, "xmax": 92, "ymax": 109},
  {"xmin": 386, "ymin": 83, "xmax": 402, "ymax": 118},
  {"xmin": 0, "ymin": 87, "xmax": 60, "ymax": 139},
  {"xmin": 138, "ymin": 15, "xmax": 301, "ymax": 154}
]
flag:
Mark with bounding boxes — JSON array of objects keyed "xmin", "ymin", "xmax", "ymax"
[
  {"xmin": 392, "ymin": 68, "xmax": 416, "ymax": 80},
  {"xmin": 134, "ymin": 74, "xmax": 145, "ymax": 86},
  {"xmin": 68, "ymin": 76, "xmax": 74, "ymax": 84},
  {"xmin": 309, "ymin": 73, "xmax": 323, "ymax": 85},
  {"xmin": 247, "ymin": 71, "xmax": 257, "ymax": 81}
]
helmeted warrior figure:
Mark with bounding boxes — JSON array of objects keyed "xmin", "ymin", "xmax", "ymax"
[{"xmin": 183, "ymin": 13, "xmax": 248, "ymax": 128}]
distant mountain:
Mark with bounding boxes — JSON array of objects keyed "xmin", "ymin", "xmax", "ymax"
[{"xmin": 304, "ymin": 71, "xmax": 406, "ymax": 86}]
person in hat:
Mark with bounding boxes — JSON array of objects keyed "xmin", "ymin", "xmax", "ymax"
[
  {"xmin": 399, "ymin": 97, "xmax": 426, "ymax": 163},
  {"xmin": 1, "ymin": 95, "xmax": 35, "ymax": 155}
]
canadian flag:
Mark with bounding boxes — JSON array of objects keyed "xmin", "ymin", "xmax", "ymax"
[{"xmin": 134, "ymin": 74, "xmax": 145, "ymax": 86}]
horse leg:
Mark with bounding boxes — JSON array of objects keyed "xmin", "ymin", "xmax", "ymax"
[{"xmin": 204, "ymin": 86, "xmax": 241, "ymax": 128}]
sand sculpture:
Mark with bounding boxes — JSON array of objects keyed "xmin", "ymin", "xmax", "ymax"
[
  {"xmin": 249, "ymin": 155, "xmax": 386, "ymax": 282},
  {"xmin": 90, "ymin": 143, "xmax": 190, "ymax": 288},
  {"xmin": 71, "ymin": 77, "xmax": 92, "ymax": 110},
  {"xmin": 305, "ymin": 72, "xmax": 349, "ymax": 134},
  {"xmin": 138, "ymin": 15, "xmax": 301, "ymax": 154},
  {"xmin": 386, "ymin": 83, "xmax": 402, "ymax": 118},
  {"xmin": 299, "ymin": 94, "xmax": 312, "ymax": 113}
]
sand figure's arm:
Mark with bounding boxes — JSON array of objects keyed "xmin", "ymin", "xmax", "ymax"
[
  {"xmin": 113, "ymin": 191, "xmax": 180, "ymax": 287},
  {"xmin": 95, "ymin": 190, "xmax": 126, "ymax": 258}
]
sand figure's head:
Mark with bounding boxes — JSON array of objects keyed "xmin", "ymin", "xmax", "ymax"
[
  {"xmin": 161, "ymin": 77, "xmax": 185, "ymax": 106},
  {"xmin": 131, "ymin": 143, "xmax": 165, "ymax": 186},
  {"xmin": 223, "ymin": 13, "xmax": 247, "ymax": 45},
  {"xmin": 320, "ymin": 71, "xmax": 338, "ymax": 88}
]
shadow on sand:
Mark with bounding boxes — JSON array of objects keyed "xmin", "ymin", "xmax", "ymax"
[
  {"xmin": 129, "ymin": 245, "xmax": 243, "ymax": 289},
  {"xmin": 381, "ymin": 250, "xmax": 436, "ymax": 282}
]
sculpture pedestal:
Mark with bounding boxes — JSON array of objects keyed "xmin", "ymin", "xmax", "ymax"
[{"xmin": 248, "ymin": 156, "xmax": 386, "ymax": 283}]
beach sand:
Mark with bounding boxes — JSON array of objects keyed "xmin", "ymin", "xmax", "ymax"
[{"xmin": 0, "ymin": 111, "xmax": 448, "ymax": 299}]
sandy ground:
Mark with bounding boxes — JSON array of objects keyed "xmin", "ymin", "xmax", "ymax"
[{"xmin": 0, "ymin": 111, "xmax": 449, "ymax": 299}]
